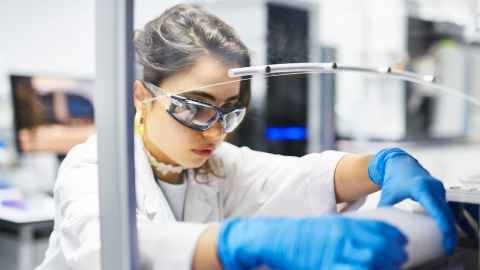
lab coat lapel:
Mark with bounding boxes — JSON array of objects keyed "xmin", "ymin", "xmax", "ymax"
[
  {"xmin": 134, "ymin": 136, "xmax": 176, "ymax": 222},
  {"xmin": 184, "ymin": 172, "xmax": 218, "ymax": 222}
]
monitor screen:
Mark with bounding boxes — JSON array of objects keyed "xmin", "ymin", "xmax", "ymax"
[{"xmin": 9, "ymin": 75, "xmax": 95, "ymax": 156}]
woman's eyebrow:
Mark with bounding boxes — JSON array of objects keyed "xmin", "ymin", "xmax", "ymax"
[
  {"xmin": 183, "ymin": 91, "xmax": 239, "ymax": 102},
  {"xmin": 183, "ymin": 91, "xmax": 216, "ymax": 101},
  {"xmin": 225, "ymin": 95, "xmax": 240, "ymax": 102}
]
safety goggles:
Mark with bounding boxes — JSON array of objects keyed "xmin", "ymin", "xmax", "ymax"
[{"xmin": 142, "ymin": 81, "xmax": 246, "ymax": 133}]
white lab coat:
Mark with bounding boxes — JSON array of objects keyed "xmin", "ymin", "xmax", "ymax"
[{"xmin": 36, "ymin": 135, "xmax": 348, "ymax": 270}]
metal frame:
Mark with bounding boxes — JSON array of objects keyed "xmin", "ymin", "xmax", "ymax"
[
  {"xmin": 95, "ymin": 0, "xmax": 139, "ymax": 269},
  {"xmin": 317, "ymin": 47, "xmax": 337, "ymax": 151},
  {"xmin": 306, "ymin": 1, "xmax": 322, "ymax": 153}
]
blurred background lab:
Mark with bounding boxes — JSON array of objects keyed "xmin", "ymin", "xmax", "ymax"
[{"xmin": 0, "ymin": 0, "xmax": 478, "ymax": 269}]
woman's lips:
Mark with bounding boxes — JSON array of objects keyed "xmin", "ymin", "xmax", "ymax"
[{"xmin": 192, "ymin": 148, "xmax": 214, "ymax": 157}]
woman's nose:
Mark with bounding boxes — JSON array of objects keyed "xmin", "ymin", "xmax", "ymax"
[{"xmin": 201, "ymin": 121, "xmax": 224, "ymax": 141}]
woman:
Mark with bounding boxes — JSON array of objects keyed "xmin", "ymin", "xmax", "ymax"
[{"xmin": 37, "ymin": 4, "xmax": 456, "ymax": 270}]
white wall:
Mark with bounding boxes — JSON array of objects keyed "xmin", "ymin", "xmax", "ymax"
[
  {"xmin": 318, "ymin": 0, "xmax": 408, "ymax": 140},
  {"xmin": 0, "ymin": 1, "xmax": 95, "ymax": 80}
]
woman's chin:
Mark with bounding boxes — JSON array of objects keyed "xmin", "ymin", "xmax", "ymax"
[{"xmin": 181, "ymin": 156, "xmax": 208, "ymax": 169}]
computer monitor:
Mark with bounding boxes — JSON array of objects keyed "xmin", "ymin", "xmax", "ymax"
[{"xmin": 9, "ymin": 74, "xmax": 95, "ymax": 158}]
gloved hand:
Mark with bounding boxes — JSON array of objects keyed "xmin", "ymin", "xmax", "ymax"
[
  {"xmin": 217, "ymin": 216, "xmax": 408, "ymax": 270},
  {"xmin": 368, "ymin": 148, "xmax": 457, "ymax": 255}
]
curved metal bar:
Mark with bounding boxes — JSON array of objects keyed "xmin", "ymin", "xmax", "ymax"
[
  {"xmin": 229, "ymin": 62, "xmax": 336, "ymax": 77},
  {"xmin": 335, "ymin": 65, "xmax": 436, "ymax": 83},
  {"xmin": 229, "ymin": 62, "xmax": 436, "ymax": 83},
  {"xmin": 229, "ymin": 62, "xmax": 480, "ymax": 107}
]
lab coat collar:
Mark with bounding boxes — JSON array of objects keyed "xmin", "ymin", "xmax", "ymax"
[{"xmin": 134, "ymin": 136, "xmax": 176, "ymax": 222}]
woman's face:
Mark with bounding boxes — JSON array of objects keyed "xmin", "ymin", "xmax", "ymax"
[{"xmin": 134, "ymin": 55, "xmax": 241, "ymax": 168}]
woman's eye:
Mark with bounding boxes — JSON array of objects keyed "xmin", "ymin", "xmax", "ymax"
[
  {"xmin": 185, "ymin": 103, "xmax": 198, "ymax": 112},
  {"xmin": 172, "ymin": 103, "xmax": 187, "ymax": 113}
]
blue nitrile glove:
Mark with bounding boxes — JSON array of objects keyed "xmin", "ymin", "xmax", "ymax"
[
  {"xmin": 217, "ymin": 216, "xmax": 408, "ymax": 270},
  {"xmin": 368, "ymin": 148, "xmax": 457, "ymax": 255}
]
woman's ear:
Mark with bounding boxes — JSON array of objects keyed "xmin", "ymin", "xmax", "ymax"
[{"xmin": 133, "ymin": 80, "xmax": 152, "ymax": 112}]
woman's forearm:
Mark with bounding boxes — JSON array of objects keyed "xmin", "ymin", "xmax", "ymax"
[
  {"xmin": 334, "ymin": 154, "xmax": 380, "ymax": 203},
  {"xmin": 192, "ymin": 224, "xmax": 222, "ymax": 270},
  {"xmin": 191, "ymin": 154, "xmax": 380, "ymax": 269}
]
